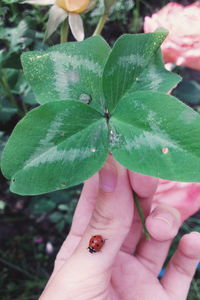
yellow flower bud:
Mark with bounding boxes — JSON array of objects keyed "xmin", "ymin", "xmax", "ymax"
[{"xmin": 56, "ymin": 0, "xmax": 90, "ymax": 13}]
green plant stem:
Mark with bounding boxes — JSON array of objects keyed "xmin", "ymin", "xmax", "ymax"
[
  {"xmin": 0, "ymin": 216, "xmax": 28, "ymax": 222},
  {"xmin": 135, "ymin": 0, "xmax": 140, "ymax": 12},
  {"xmin": 60, "ymin": 19, "xmax": 69, "ymax": 43},
  {"xmin": 133, "ymin": 191, "xmax": 151, "ymax": 240},
  {"xmin": 0, "ymin": 72, "xmax": 25, "ymax": 117},
  {"xmin": 10, "ymin": 3, "xmax": 19, "ymax": 18},
  {"xmin": 0, "ymin": 75, "xmax": 17, "ymax": 108},
  {"xmin": 0, "ymin": 256, "xmax": 37, "ymax": 280},
  {"xmin": 93, "ymin": 13, "xmax": 108, "ymax": 36},
  {"xmin": 21, "ymin": 99, "xmax": 28, "ymax": 114}
]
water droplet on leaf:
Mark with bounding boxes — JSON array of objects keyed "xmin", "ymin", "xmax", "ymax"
[
  {"xmin": 162, "ymin": 147, "xmax": 169, "ymax": 154},
  {"xmin": 79, "ymin": 94, "xmax": 92, "ymax": 104}
]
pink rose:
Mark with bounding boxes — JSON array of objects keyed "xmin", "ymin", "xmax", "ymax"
[
  {"xmin": 144, "ymin": 2, "xmax": 200, "ymax": 71},
  {"xmin": 153, "ymin": 179, "xmax": 200, "ymax": 221}
]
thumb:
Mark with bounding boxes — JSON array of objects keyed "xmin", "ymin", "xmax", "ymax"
[{"xmin": 71, "ymin": 155, "xmax": 134, "ymax": 271}]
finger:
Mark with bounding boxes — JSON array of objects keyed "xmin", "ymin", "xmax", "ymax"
[
  {"xmin": 135, "ymin": 205, "xmax": 181, "ymax": 275},
  {"xmin": 61, "ymin": 155, "xmax": 134, "ymax": 274},
  {"xmin": 129, "ymin": 171, "xmax": 159, "ymax": 199},
  {"xmin": 69, "ymin": 172, "xmax": 99, "ymax": 241},
  {"xmin": 122, "ymin": 171, "xmax": 158, "ymax": 253},
  {"xmin": 53, "ymin": 173, "xmax": 99, "ymax": 274},
  {"xmin": 152, "ymin": 179, "xmax": 200, "ymax": 222},
  {"xmin": 161, "ymin": 232, "xmax": 200, "ymax": 300}
]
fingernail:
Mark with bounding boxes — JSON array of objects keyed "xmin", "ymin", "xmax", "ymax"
[
  {"xmin": 146, "ymin": 205, "xmax": 181, "ymax": 241},
  {"xmin": 99, "ymin": 161, "xmax": 118, "ymax": 192}
]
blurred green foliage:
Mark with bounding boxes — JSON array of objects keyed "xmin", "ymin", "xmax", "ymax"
[{"xmin": 0, "ymin": 0, "xmax": 199, "ymax": 299}]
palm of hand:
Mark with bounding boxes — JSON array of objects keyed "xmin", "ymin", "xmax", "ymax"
[
  {"xmin": 59, "ymin": 246, "xmax": 170, "ymax": 300},
  {"xmin": 110, "ymin": 251, "xmax": 169, "ymax": 300}
]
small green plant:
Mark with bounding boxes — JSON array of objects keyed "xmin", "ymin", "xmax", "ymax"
[{"xmin": 2, "ymin": 31, "xmax": 200, "ymax": 196}]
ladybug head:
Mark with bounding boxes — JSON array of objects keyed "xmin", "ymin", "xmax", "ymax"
[{"xmin": 88, "ymin": 246, "xmax": 96, "ymax": 254}]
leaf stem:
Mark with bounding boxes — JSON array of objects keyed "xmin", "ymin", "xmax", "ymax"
[
  {"xmin": 21, "ymin": 99, "xmax": 28, "ymax": 114},
  {"xmin": 93, "ymin": 13, "xmax": 108, "ymax": 36},
  {"xmin": 0, "ymin": 72, "xmax": 25, "ymax": 118},
  {"xmin": 0, "ymin": 255, "xmax": 38, "ymax": 280},
  {"xmin": 136, "ymin": 0, "xmax": 140, "ymax": 12},
  {"xmin": 0, "ymin": 75, "xmax": 17, "ymax": 108},
  {"xmin": 133, "ymin": 191, "xmax": 151, "ymax": 240},
  {"xmin": 60, "ymin": 19, "xmax": 69, "ymax": 43}
]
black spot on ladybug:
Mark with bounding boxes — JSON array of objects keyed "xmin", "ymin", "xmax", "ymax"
[{"xmin": 96, "ymin": 244, "xmax": 99, "ymax": 247}]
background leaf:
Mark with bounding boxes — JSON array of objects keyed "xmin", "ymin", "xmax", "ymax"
[
  {"xmin": 0, "ymin": 20, "xmax": 34, "ymax": 53},
  {"xmin": 28, "ymin": 197, "xmax": 56, "ymax": 214},
  {"xmin": 0, "ymin": 99, "xmax": 18, "ymax": 123},
  {"xmin": 172, "ymin": 79, "xmax": 200, "ymax": 106},
  {"xmin": 110, "ymin": 91, "xmax": 200, "ymax": 182},
  {"xmin": 102, "ymin": 32, "xmax": 173, "ymax": 112},
  {"xmin": 21, "ymin": 36, "xmax": 111, "ymax": 114},
  {"xmin": 1, "ymin": 101, "xmax": 108, "ymax": 195}
]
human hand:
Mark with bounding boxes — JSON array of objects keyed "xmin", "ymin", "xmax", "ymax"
[
  {"xmin": 40, "ymin": 156, "xmax": 200, "ymax": 300},
  {"xmin": 152, "ymin": 178, "xmax": 200, "ymax": 221}
]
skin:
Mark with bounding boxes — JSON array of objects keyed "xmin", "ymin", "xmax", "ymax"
[{"xmin": 40, "ymin": 156, "xmax": 200, "ymax": 300}]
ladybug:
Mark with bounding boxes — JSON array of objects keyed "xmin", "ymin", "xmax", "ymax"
[{"xmin": 88, "ymin": 235, "xmax": 105, "ymax": 253}]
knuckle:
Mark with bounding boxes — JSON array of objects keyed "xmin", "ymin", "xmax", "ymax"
[
  {"xmin": 137, "ymin": 253, "xmax": 160, "ymax": 275},
  {"xmin": 89, "ymin": 207, "xmax": 114, "ymax": 231},
  {"xmin": 89, "ymin": 205, "xmax": 130, "ymax": 234},
  {"xmin": 172, "ymin": 260, "xmax": 193, "ymax": 277}
]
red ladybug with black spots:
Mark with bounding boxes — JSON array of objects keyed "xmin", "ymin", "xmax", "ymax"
[{"xmin": 88, "ymin": 235, "xmax": 105, "ymax": 253}]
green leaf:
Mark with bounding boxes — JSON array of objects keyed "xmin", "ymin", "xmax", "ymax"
[
  {"xmin": 12, "ymin": 72, "xmax": 37, "ymax": 105},
  {"xmin": 126, "ymin": 49, "xmax": 181, "ymax": 94},
  {"xmin": 0, "ymin": 99, "xmax": 18, "ymax": 123},
  {"xmin": 49, "ymin": 211, "xmax": 63, "ymax": 223},
  {"xmin": 2, "ymin": 33, "xmax": 199, "ymax": 197},
  {"xmin": 1, "ymin": 68, "xmax": 19, "ymax": 87},
  {"xmin": 102, "ymin": 32, "xmax": 180, "ymax": 112},
  {"xmin": 29, "ymin": 197, "xmax": 56, "ymax": 213},
  {"xmin": 22, "ymin": 90, "xmax": 37, "ymax": 105},
  {"xmin": 0, "ymin": 132, "xmax": 7, "ymax": 162},
  {"xmin": 172, "ymin": 79, "xmax": 200, "ymax": 105},
  {"xmin": 58, "ymin": 204, "xmax": 68, "ymax": 211},
  {"xmin": 2, "ymin": 0, "xmax": 21, "ymax": 3},
  {"xmin": 2, "ymin": 20, "xmax": 33, "ymax": 53},
  {"xmin": 21, "ymin": 36, "xmax": 111, "ymax": 114},
  {"xmin": 1, "ymin": 101, "xmax": 108, "ymax": 195},
  {"xmin": 1, "ymin": 51, "xmax": 22, "ymax": 69},
  {"xmin": 110, "ymin": 91, "xmax": 200, "ymax": 182},
  {"xmin": 56, "ymin": 219, "xmax": 66, "ymax": 231}
]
